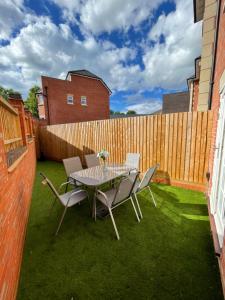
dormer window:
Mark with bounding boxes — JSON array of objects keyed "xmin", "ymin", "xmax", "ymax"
[
  {"xmin": 67, "ymin": 94, "xmax": 74, "ymax": 105},
  {"xmin": 81, "ymin": 96, "xmax": 87, "ymax": 106}
]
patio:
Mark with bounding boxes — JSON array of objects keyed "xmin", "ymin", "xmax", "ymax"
[{"xmin": 17, "ymin": 161, "xmax": 223, "ymax": 299}]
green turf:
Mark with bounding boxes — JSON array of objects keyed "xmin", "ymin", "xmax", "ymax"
[{"xmin": 17, "ymin": 161, "xmax": 223, "ymax": 300}]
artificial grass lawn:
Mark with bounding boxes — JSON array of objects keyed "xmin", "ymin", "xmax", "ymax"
[{"xmin": 18, "ymin": 161, "xmax": 223, "ymax": 300}]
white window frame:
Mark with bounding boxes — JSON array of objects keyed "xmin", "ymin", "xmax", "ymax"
[
  {"xmin": 81, "ymin": 96, "xmax": 87, "ymax": 106},
  {"xmin": 67, "ymin": 94, "xmax": 74, "ymax": 105}
]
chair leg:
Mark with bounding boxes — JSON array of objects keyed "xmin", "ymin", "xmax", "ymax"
[
  {"xmin": 49, "ymin": 196, "xmax": 57, "ymax": 215},
  {"xmin": 134, "ymin": 193, "xmax": 143, "ymax": 219},
  {"xmin": 55, "ymin": 207, "xmax": 68, "ymax": 236},
  {"xmin": 148, "ymin": 186, "xmax": 157, "ymax": 207},
  {"xmin": 108, "ymin": 208, "xmax": 120, "ymax": 240},
  {"xmin": 130, "ymin": 197, "xmax": 140, "ymax": 223}
]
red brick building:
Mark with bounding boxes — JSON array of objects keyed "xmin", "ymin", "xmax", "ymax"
[
  {"xmin": 192, "ymin": 0, "xmax": 225, "ymax": 295},
  {"xmin": 37, "ymin": 70, "xmax": 111, "ymax": 125}
]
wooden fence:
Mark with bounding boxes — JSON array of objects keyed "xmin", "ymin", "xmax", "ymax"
[
  {"xmin": 0, "ymin": 97, "xmax": 23, "ymax": 153},
  {"xmin": 39, "ymin": 111, "xmax": 213, "ymax": 188}
]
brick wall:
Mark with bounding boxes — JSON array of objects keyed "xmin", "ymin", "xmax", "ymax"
[
  {"xmin": 0, "ymin": 99, "xmax": 36, "ymax": 300},
  {"xmin": 207, "ymin": 0, "xmax": 225, "ymax": 296},
  {"xmin": 41, "ymin": 75, "xmax": 110, "ymax": 125},
  {"xmin": 209, "ymin": 0, "xmax": 225, "ymax": 190},
  {"xmin": 162, "ymin": 91, "xmax": 190, "ymax": 113},
  {"xmin": 192, "ymin": 79, "xmax": 199, "ymax": 111}
]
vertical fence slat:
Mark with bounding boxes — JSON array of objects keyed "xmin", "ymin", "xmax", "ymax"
[{"xmin": 39, "ymin": 112, "xmax": 213, "ymax": 186}]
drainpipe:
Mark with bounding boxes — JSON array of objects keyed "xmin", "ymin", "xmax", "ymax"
[
  {"xmin": 44, "ymin": 86, "xmax": 50, "ymax": 125},
  {"xmin": 208, "ymin": 0, "xmax": 221, "ymax": 110}
]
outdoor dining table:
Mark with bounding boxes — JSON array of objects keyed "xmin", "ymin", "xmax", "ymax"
[{"xmin": 70, "ymin": 164, "xmax": 136, "ymax": 219}]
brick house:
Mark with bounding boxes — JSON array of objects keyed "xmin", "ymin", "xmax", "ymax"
[
  {"xmin": 37, "ymin": 70, "xmax": 111, "ymax": 125},
  {"xmin": 192, "ymin": 0, "xmax": 225, "ymax": 295}
]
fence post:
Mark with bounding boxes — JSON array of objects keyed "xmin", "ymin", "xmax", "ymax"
[{"xmin": 8, "ymin": 96, "xmax": 28, "ymax": 146}]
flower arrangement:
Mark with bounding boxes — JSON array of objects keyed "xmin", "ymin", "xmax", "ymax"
[{"xmin": 97, "ymin": 149, "xmax": 109, "ymax": 161}]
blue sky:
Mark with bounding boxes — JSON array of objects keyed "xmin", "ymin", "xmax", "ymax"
[{"xmin": 0, "ymin": 0, "xmax": 201, "ymax": 113}]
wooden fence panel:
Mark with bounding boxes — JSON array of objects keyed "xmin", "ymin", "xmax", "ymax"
[
  {"xmin": 0, "ymin": 98, "xmax": 23, "ymax": 152},
  {"xmin": 39, "ymin": 111, "xmax": 213, "ymax": 186}
]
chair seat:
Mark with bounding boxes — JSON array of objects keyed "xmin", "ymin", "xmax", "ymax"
[
  {"xmin": 59, "ymin": 189, "xmax": 87, "ymax": 207},
  {"xmin": 96, "ymin": 188, "xmax": 117, "ymax": 207}
]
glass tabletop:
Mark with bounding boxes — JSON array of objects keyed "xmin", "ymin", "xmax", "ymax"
[{"xmin": 70, "ymin": 164, "xmax": 135, "ymax": 187}]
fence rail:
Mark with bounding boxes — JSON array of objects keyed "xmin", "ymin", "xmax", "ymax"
[
  {"xmin": 39, "ymin": 111, "xmax": 213, "ymax": 186},
  {"xmin": 0, "ymin": 97, "xmax": 23, "ymax": 153}
]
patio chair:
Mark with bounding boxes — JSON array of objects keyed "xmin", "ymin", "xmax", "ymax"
[
  {"xmin": 132, "ymin": 164, "xmax": 159, "ymax": 219},
  {"xmin": 63, "ymin": 156, "xmax": 83, "ymax": 189},
  {"xmin": 40, "ymin": 172, "xmax": 89, "ymax": 235},
  {"xmin": 85, "ymin": 153, "xmax": 100, "ymax": 168},
  {"xmin": 95, "ymin": 172, "xmax": 140, "ymax": 240},
  {"xmin": 125, "ymin": 153, "xmax": 140, "ymax": 171}
]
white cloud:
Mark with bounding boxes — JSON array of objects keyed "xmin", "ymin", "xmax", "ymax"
[
  {"xmin": 79, "ymin": 0, "xmax": 164, "ymax": 34},
  {"xmin": 121, "ymin": 92, "xmax": 162, "ymax": 114},
  {"xmin": 0, "ymin": 0, "xmax": 25, "ymax": 40},
  {"xmin": 0, "ymin": 16, "xmax": 140, "ymax": 96},
  {"xmin": 0, "ymin": 0, "xmax": 202, "ymax": 102},
  {"xmin": 142, "ymin": 0, "xmax": 202, "ymax": 89},
  {"xmin": 51, "ymin": 0, "xmax": 165, "ymax": 34},
  {"xmin": 125, "ymin": 100, "xmax": 162, "ymax": 114},
  {"xmin": 50, "ymin": 0, "xmax": 82, "ymax": 22}
]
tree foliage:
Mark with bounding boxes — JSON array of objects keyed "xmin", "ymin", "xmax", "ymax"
[
  {"xmin": 126, "ymin": 110, "xmax": 136, "ymax": 115},
  {"xmin": 25, "ymin": 85, "xmax": 40, "ymax": 117},
  {"xmin": 0, "ymin": 85, "xmax": 20, "ymax": 100},
  {"xmin": 110, "ymin": 109, "xmax": 137, "ymax": 115}
]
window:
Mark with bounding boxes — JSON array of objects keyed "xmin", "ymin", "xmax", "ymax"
[
  {"xmin": 67, "ymin": 94, "xmax": 74, "ymax": 105},
  {"xmin": 81, "ymin": 96, "xmax": 87, "ymax": 106}
]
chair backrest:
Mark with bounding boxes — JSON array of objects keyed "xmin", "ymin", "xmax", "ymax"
[
  {"xmin": 138, "ymin": 164, "xmax": 159, "ymax": 190},
  {"xmin": 85, "ymin": 154, "xmax": 100, "ymax": 168},
  {"xmin": 40, "ymin": 172, "xmax": 60, "ymax": 199},
  {"xmin": 125, "ymin": 153, "xmax": 140, "ymax": 170},
  {"xmin": 113, "ymin": 172, "xmax": 139, "ymax": 205},
  {"xmin": 63, "ymin": 156, "xmax": 83, "ymax": 177}
]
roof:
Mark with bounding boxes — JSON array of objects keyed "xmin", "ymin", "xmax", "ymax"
[
  {"xmin": 193, "ymin": 0, "xmax": 205, "ymax": 23},
  {"xmin": 66, "ymin": 69, "xmax": 111, "ymax": 94}
]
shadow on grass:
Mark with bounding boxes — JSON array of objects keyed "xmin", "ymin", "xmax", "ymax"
[{"xmin": 17, "ymin": 161, "xmax": 223, "ymax": 300}]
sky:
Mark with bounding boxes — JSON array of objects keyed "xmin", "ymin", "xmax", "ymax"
[{"xmin": 0, "ymin": 0, "xmax": 202, "ymax": 114}]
